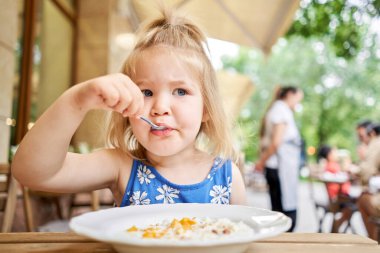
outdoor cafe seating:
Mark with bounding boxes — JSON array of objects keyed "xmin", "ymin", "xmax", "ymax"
[{"xmin": 306, "ymin": 163, "xmax": 360, "ymax": 233}]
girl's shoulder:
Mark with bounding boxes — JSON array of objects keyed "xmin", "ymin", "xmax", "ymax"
[
  {"xmin": 98, "ymin": 147, "xmax": 133, "ymax": 164},
  {"xmin": 94, "ymin": 148, "xmax": 134, "ymax": 182}
]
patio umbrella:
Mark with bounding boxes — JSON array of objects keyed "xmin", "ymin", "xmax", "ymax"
[
  {"xmin": 128, "ymin": 0, "xmax": 300, "ymax": 54},
  {"xmin": 217, "ymin": 70, "xmax": 254, "ymax": 121}
]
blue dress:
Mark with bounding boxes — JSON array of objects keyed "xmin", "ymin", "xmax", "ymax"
[{"xmin": 120, "ymin": 158, "xmax": 232, "ymax": 207}]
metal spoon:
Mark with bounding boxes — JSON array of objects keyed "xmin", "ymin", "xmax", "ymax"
[{"xmin": 139, "ymin": 116, "xmax": 166, "ymax": 130}]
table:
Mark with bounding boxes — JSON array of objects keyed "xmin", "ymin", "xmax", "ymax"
[{"xmin": 0, "ymin": 232, "xmax": 379, "ymax": 253}]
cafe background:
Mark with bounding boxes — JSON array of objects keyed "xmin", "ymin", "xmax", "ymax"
[
  {"xmin": 1, "ymin": 0, "xmax": 380, "ymax": 232},
  {"xmin": 0, "ymin": 0, "xmax": 298, "ymax": 231}
]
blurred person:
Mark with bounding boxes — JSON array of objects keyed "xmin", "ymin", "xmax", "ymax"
[
  {"xmin": 317, "ymin": 144, "xmax": 354, "ymax": 233},
  {"xmin": 317, "ymin": 145, "xmax": 351, "ymax": 198},
  {"xmin": 359, "ymin": 123, "xmax": 380, "ymax": 185},
  {"xmin": 357, "ymin": 192, "xmax": 380, "ymax": 241},
  {"xmin": 357, "ymin": 123, "xmax": 380, "ymax": 241},
  {"xmin": 356, "ymin": 120, "xmax": 372, "ymax": 161},
  {"xmin": 255, "ymin": 86, "xmax": 304, "ymax": 232}
]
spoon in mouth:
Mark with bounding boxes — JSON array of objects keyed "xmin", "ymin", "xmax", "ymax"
[{"xmin": 139, "ymin": 116, "xmax": 166, "ymax": 130}]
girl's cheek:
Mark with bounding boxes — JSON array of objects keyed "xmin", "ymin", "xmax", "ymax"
[{"xmin": 129, "ymin": 119, "xmax": 141, "ymax": 133}]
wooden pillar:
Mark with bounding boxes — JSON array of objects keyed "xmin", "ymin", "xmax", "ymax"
[
  {"xmin": 0, "ymin": 0, "xmax": 18, "ymax": 162},
  {"xmin": 15, "ymin": 0, "xmax": 38, "ymax": 145}
]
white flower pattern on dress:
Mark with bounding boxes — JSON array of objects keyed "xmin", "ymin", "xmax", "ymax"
[
  {"xmin": 155, "ymin": 184, "xmax": 180, "ymax": 204},
  {"xmin": 137, "ymin": 165, "xmax": 155, "ymax": 185},
  {"xmin": 209, "ymin": 185, "xmax": 229, "ymax": 204},
  {"xmin": 129, "ymin": 191, "xmax": 150, "ymax": 205},
  {"xmin": 227, "ymin": 176, "xmax": 232, "ymax": 194}
]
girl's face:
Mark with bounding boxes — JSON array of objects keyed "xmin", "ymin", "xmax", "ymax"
[
  {"xmin": 327, "ymin": 148, "xmax": 338, "ymax": 162},
  {"xmin": 129, "ymin": 46, "xmax": 207, "ymax": 157}
]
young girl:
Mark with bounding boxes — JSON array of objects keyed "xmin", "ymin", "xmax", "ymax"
[
  {"xmin": 12, "ymin": 9, "xmax": 246, "ymax": 207},
  {"xmin": 317, "ymin": 145, "xmax": 353, "ymax": 232},
  {"xmin": 317, "ymin": 145, "xmax": 351, "ymax": 199}
]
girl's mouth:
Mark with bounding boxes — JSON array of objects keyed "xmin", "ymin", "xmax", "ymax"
[{"xmin": 150, "ymin": 127, "xmax": 173, "ymax": 136}]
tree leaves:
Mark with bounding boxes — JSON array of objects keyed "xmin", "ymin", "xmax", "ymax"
[
  {"xmin": 223, "ymin": 36, "xmax": 380, "ymax": 162},
  {"xmin": 287, "ymin": 0, "xmax": 380, "ymax": 59}
]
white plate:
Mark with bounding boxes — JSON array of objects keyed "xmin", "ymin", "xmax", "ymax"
[{"xmin": 69, "ymin": 203, "xmax": 291, "ymax": 253}]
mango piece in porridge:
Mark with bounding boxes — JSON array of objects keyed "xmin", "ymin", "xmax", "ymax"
[
  {"xmin": 179, "ymin": 218, "xmax": 196, "ymax": 230},
  {"xmin": 127, "ymin": 226, "xmax": 138, "ymax": 232},
  {"xmin": 142, "ymin": 228, "xmax": 160, "ymax": 238},
  {"xmin": 169, "ymin": 218, "xmax": 180, "ymax": 229}
]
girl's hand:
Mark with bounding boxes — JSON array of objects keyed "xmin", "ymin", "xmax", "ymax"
[{"xmin": 73, "ymin": 73, "xmax": 144, "ymax": 117}]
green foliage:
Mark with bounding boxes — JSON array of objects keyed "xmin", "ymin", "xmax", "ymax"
[
  {"xmin": 287, "ymin": 0, "xmax": 380, "ymax": 59},
  {"xmin": 223, "ymin": 36, "xmax": 380, "ymax": 163}
]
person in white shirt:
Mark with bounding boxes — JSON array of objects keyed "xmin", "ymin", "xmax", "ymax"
[{"xmin": 255, "ymin": 86, "xmax": 304, "ymax": 232}]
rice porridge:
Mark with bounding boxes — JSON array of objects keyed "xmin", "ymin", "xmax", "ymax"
[{"xmin": 125, "ymin": 217, "xmax": 254, "ymax": 241}]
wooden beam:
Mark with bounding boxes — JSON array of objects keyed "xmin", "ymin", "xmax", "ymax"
[
  {"xmin": 15, "ymin": 0, "xmax": 38, "ymax": 144},
  {"xmin": 215, "ymin": 0, "xmax": 264, "ymax": 51},
  {"xmin": 71, "ymin": 0, "xmax": 79, "ymax": 85},
  {"xmin": 51, "ymin": 0, "xmax": 75, "ymax": 25}
]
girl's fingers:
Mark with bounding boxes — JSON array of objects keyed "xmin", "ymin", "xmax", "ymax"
[
  {"xmin": 97, "ymin": 84, "xmax": 120, "ymax": 109},
  {"xmin": 82, "ymin": 73, "xmax": 144, "ymax": 115},
  {"xmin": 112, "ymin": 73, "xmax": 143, "ymax": 117},
  {"xmin": 111, "ymin": 82, "xmax": 132, "ymax": 114},
  {"xmin": 123, "ymin": 81, "xmax": 144, "ymax": 117}
]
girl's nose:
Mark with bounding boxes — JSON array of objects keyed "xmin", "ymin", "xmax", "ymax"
[{"xmin": 151, "ymin": 94, "xmax": 170, "ymax": 116}]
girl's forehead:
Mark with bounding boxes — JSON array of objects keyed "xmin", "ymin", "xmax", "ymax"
[
  {"xmin": 143, "ymin": 44, "xmax": 194, "ymax": 54},
  {"xmin": 133, "ymin": 46, "xmax": 203, "ymax": 84},
  {"xmin": 137, "ymin": 45, "xmax": 197, "ymax": 64}
]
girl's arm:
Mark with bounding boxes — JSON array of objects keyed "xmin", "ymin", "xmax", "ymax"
[
  {"xmin": 12, "ymin": 73, "xmax": 143, "ymax": 193},
  {"xmin": 230, "ymin": 163, "xmax": 247, "ymax": 205}
]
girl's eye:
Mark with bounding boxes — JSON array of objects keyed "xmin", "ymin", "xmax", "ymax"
[
  {"xmin": 173, "ymin": 88, "xmax": 187, "ymax": 96},
  {"xmin": 142, "ymin": 89, "xmax": 153, "ymax": 97}
]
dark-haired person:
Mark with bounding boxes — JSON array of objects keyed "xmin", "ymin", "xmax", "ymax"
[
  {"xmin": 255, "ymin": 86, "xmax": 303, "ymax": 232},
  {"xmin": 357, "ymin": 123, "xmax": 380, "ymax": 241},
  {"xmin": 356, "ymin": 120, "xmax": 372, "ymax": 161}
]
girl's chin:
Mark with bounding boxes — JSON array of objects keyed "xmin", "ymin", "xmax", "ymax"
[
  {"xmin": 144, "ymin": 145, "xmax": 186, "ymax": 158},
  {"xmin": 145, "ymin": 151, "xmax": 175, "ymax": 158}
]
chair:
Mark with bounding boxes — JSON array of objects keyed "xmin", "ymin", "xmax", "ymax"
[
  {"xmin": 22, "ymin": 187, "xmax": 65, "ymax": 231},
  {"xmin": 68, "ymin": 189, "xmax": 115, "ymax": 217},
  {"xmin": 23, "ymin": 187, "xmax": 113, "ymax": 231},
  {"xmin": 369, "ymin": 215, "xmax": 380, "ymax": 243},
  {"xmin": 0, "ymin": 163, "xmax": 18, "ymax": 232},
  {"xmin": 307, "ymin": 164, "xmax": 357, "ymax": 233},
  {"xmin": 22, "ymin": 142, "xmax": 114, "ymax": 230},
  {"xmin": 307, "ymin": 166, "xmax": 337, "ymax": 232}
]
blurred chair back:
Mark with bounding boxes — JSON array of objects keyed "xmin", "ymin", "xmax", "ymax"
[
  {"xmin": 0, "ymin": 163, "xmax": 18, "ymax": 232},
  {"xmin": 307, "ymin": 163, "xmax": 340, "ymax": 232}
]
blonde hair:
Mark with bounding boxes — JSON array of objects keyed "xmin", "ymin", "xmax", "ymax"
[{"xmin": 106, "ymin": 8, "xmax": 235, "ymax": 162}]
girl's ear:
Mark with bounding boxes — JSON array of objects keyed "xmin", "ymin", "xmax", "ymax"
[{"xmin": 202, "ymin": 109, "xmax": 210, "ymax": 122}]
